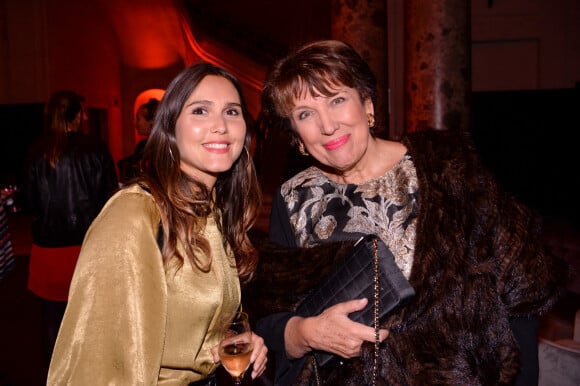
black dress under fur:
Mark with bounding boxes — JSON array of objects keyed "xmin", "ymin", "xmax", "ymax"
[{"xmin": 245, "ymin": 130, "xmax": 569, "ymax": 386}]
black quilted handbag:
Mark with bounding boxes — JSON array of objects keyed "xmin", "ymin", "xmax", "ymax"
[{"xmin": 295, "ymin": 234, "xmax": 415, "ymax": 367}]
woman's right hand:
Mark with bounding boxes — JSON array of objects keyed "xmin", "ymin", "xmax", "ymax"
[{"xmin": 284, "ymin": 298, "xmax": 389, "ymax": 359}]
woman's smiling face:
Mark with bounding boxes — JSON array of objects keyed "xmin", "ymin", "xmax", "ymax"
[
  {"xmin": 290, "ymin": 84, "xmax": 373, "ymax": 174},
  {"xmin": 175, "ymin": 75, "xmax": 247, "ymax": 189}
]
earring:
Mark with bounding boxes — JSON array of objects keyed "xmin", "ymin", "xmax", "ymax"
[
  {"xmin": 298, "ymin": 141, "xmax": 309, "ymax": 156},
  {"xmin": 367, "ymin": 113, "xmax": 375, "ymax": 128},
  {"xmin": 242, "ymin": 146, "xmax": 251, "ymax": 160}
]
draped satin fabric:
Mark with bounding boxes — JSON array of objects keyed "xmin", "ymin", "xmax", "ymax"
[{"xmin": 48, "ymin": 184, "xmax": 241, "ymax": 385}]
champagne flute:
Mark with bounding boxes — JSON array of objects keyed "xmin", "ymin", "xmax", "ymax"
[{"xmin": 218, "ymin": 311, "xmax": 254, "ymax": 385}]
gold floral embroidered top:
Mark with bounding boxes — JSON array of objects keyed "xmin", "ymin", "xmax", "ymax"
[
  {"xmin": 48, "ymin": 184, "xmax": 241, "ymax": 385},
  {"xmin": 279, "ymin": 154, "xmax": 418, "ymax": 278}
]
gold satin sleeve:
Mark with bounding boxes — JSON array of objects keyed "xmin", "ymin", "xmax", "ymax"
[
  {"xmin": 48, "ymin": 186, "xmax": 166, "ymax": 385},
  {"xmin": 48, "ymin": 184, "xmax": 242, "ymax": 385}
]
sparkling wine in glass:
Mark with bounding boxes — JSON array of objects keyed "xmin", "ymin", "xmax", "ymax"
[{"xmin": 218, "ymin": 311, "xmax": 254, "ymax": 385}]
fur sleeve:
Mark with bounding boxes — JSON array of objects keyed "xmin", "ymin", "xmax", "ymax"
[{"xmin": 244, "ymin": 231, "xmax": 355, "ymax": 320}]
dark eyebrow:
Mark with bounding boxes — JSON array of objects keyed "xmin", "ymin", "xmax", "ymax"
[
  {"xmin": 184, "ymin": 99, "xmax": 213, "ymax": 108},
  {"xmin": 183, "ymin": 101, "xmax": 242, "ymax": 109}
]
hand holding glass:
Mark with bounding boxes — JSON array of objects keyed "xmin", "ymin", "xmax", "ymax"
[{"xmin": 218, "ymin": 311, "xmax": 254, "ymax": 385}]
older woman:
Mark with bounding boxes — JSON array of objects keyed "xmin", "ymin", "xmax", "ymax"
[{"xmin": 255, "ymin": 40, "xmax": 568, "ymax": 385}]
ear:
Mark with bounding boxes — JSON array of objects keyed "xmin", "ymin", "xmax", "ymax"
[
  {"xmin": 364, "ymin": 97, "xmax": 374, "ymax": 116},
  {"xmin": 290, "ymin": 132, "xmax": 302, "ymax": 147}
]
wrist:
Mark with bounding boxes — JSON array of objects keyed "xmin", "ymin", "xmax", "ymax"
[{"xmin": 284, "ymin": 316, "xmax": 312, "ymax": 359}]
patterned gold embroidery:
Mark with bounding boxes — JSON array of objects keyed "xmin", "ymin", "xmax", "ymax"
[{"xmin": 282, "ymin": 154, "xmax": 418, "ymax": 278}]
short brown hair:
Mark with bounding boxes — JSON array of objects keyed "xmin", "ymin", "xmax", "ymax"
[{"xmin": 262, "ymin": 40, "xmax": 377, "ymax": 119}]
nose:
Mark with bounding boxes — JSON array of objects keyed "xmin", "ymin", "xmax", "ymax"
[
  {"xmin": 210, "ymin": 116, "xmax": 228, "ymax": 134},
  {"xmin": 317, "ymin": 111, "xmax": 337, "ymax": 135}
]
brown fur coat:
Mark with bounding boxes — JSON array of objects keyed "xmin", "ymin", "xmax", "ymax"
[{"xmin": 245, "ymin": 130, "xmax": 568, "ymax": 385}]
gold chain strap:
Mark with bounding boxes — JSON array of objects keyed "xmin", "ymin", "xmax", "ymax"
[
  {"xmin": 311, "ymin": 238, "xmax": 381, "ymax": 386},
  {"xmin": 371, "ymin": 238, "xmax": 380, "ymax": 386},
  {"xmin": 312, "ymin": 355, "xmax": 321, "ymax": 386}
]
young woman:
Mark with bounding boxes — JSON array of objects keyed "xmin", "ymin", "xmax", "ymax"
[{"xmin": 48, "ymin": 63, "xmax": 268, "ymax": 385}]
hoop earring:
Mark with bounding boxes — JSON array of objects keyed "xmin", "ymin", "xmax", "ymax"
[
  {"xmin": 242, "ymin": 146, "xmax": 251, "ymax": 160},
  {"xmin": 168, "ymin": 147, "xmax": 176, "ymax": 163},
  {"xmin": 367, "ymin": 113, "xmax": 375, "ymax": 128},
  {"xmin": 298, "ymin": 141, "xmax": 309, "ymax": 156}
]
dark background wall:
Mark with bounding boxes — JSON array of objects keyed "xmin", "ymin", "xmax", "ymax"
[
  {"xmin": 471, "ymin": 87, "xmax": 579, "ymax": 226},
  {"xmin": 1, "ymin": 0, "xmax": 579, "ymax": 226},
  {"xmin": 0, "ymin": 104, "xmax": 43, "ymax": 185}
]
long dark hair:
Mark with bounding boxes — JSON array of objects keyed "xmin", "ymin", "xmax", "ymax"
[
  {"xmin": 140, "ymin": 62, "xmax": 261, "ymax": 283},
  {"xmin": 43, "ymin": 90, "xmax": 85, "ymax": 167}
]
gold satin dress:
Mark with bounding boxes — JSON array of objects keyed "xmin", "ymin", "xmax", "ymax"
[{"xmin": 48, "ymin": 184, "xmax": 241, "ymax": 385}]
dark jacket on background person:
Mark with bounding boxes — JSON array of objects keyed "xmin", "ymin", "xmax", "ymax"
[
  {"xmin": 250, "ymin": 130, "xmax": 569, "ymax": 386},
  {"xmin": 117, "ymin": 138, "xmax": 147, "ymax": 185},
  {"xmin": 24, "ymin": 131, "xmax": 118, "ymax": 247}
]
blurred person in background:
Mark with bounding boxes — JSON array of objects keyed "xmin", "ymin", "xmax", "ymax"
[
  {"xmin": 117, "ymin": 97, "xmax": 160, "ymax": 185},
  {"xmin": 23, "ymin": 89, "xmax": 118, "ymax": 370}
]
